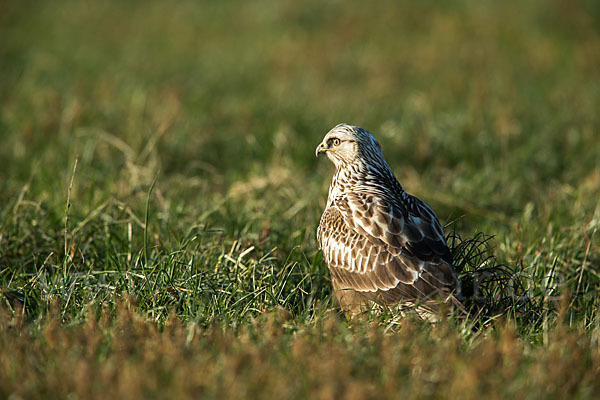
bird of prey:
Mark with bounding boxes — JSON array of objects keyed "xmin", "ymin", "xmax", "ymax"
[{"xmin": 316, "ymin": 123, "xmax": 462, "ymax": 318}]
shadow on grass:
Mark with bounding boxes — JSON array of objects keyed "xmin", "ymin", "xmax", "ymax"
[{"xmin": 447, "ymin": 228, "xmax": 547, "ymax": 328}]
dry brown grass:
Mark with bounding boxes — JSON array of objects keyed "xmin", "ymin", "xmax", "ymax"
[
  {"xmin": 1, "ymin": 302, "xmax": 599, "ymax": 399},
  {"xmin": 2, "ymin": 0, "xmax": 600, "ymax": 397}
]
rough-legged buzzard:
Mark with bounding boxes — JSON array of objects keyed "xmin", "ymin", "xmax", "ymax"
[{"xmin": 316, "ymin": 123, "xmax": 462, "ymax": 318}]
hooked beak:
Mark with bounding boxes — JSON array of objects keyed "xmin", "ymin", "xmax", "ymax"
[{"xmin": 315, "ymin": 143, "xmax": 332, "ymax": 157}]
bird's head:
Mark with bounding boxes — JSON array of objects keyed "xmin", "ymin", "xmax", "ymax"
[{"xmin": 316, "ymin": 123, "xmax": 384, "ymax": 169}]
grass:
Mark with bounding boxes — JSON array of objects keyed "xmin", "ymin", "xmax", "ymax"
[{"xmin": 1, "ymin": 0, "xmax": 600, "ymax": 398}]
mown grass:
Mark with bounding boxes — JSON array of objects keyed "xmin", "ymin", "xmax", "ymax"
[{"xmin": 1, "ymin": 0, "xmax": 599, "ymax": 398}]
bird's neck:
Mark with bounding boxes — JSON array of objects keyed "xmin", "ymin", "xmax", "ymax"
[{"xmin": 327, "ymin": 161, "xmax": 404, "ymax": 205}]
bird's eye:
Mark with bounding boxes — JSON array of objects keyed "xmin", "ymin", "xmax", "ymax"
[{"xmin": 332, "ymin": 138, "xmax": 341, "ymax": 146}]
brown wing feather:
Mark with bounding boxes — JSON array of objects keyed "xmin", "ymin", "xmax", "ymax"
[
  {"xmin": 335, "ymin": 192, "xmax": 453, "ymax": 264},
  {"xmin": 318, "ymin": 193, "xmax": 459, "ymax": 306}
]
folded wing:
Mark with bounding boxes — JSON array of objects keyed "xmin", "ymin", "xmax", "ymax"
[{"xmin": 317, "ymin": 192, "xmax": 459, "ymax": 304}]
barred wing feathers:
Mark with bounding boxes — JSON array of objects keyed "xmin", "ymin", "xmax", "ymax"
[{"xmin": 318, "ymin": 192, "xmax": 458, "ymax": 304}]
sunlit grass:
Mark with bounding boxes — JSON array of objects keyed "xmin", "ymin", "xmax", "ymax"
[{"xmin": 1, "ymin": 0, "xmax": 599, "ymax": 397}]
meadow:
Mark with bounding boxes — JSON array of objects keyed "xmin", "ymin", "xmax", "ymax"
[{"xmin": 1, "ymin": 0, "xmax": 599, "ymax": 398}]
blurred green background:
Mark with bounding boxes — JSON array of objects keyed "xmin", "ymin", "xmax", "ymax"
[
  {"xmin": 1, "ymin": 0, "xmax": 599, "ymax": 315},
  {"xmin": 2, "ymin": 1, "xmax": 600, "ymax": 398}
]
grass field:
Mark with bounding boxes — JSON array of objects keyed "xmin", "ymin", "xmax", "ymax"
[{"xmin": 1, "ymin": 0, "xmax": 600, "ymax": 398}]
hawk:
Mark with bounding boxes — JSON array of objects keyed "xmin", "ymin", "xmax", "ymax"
[{"xmin": 316, "ymin": 123, "xmax": 462, "ymax": 318}]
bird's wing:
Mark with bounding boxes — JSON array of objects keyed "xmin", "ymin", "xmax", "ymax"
[
  {"xmin": 336, "ymin": 191, "xmax": 452, "ymax": 264},
  {"xmin": 318, "ymin": 192, "xmax": 458, "ymax": 303}
]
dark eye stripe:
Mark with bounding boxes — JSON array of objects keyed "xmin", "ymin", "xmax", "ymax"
[{"xmin": 327, "ymin": 138, "xmax": 354, "ymax": 147}]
